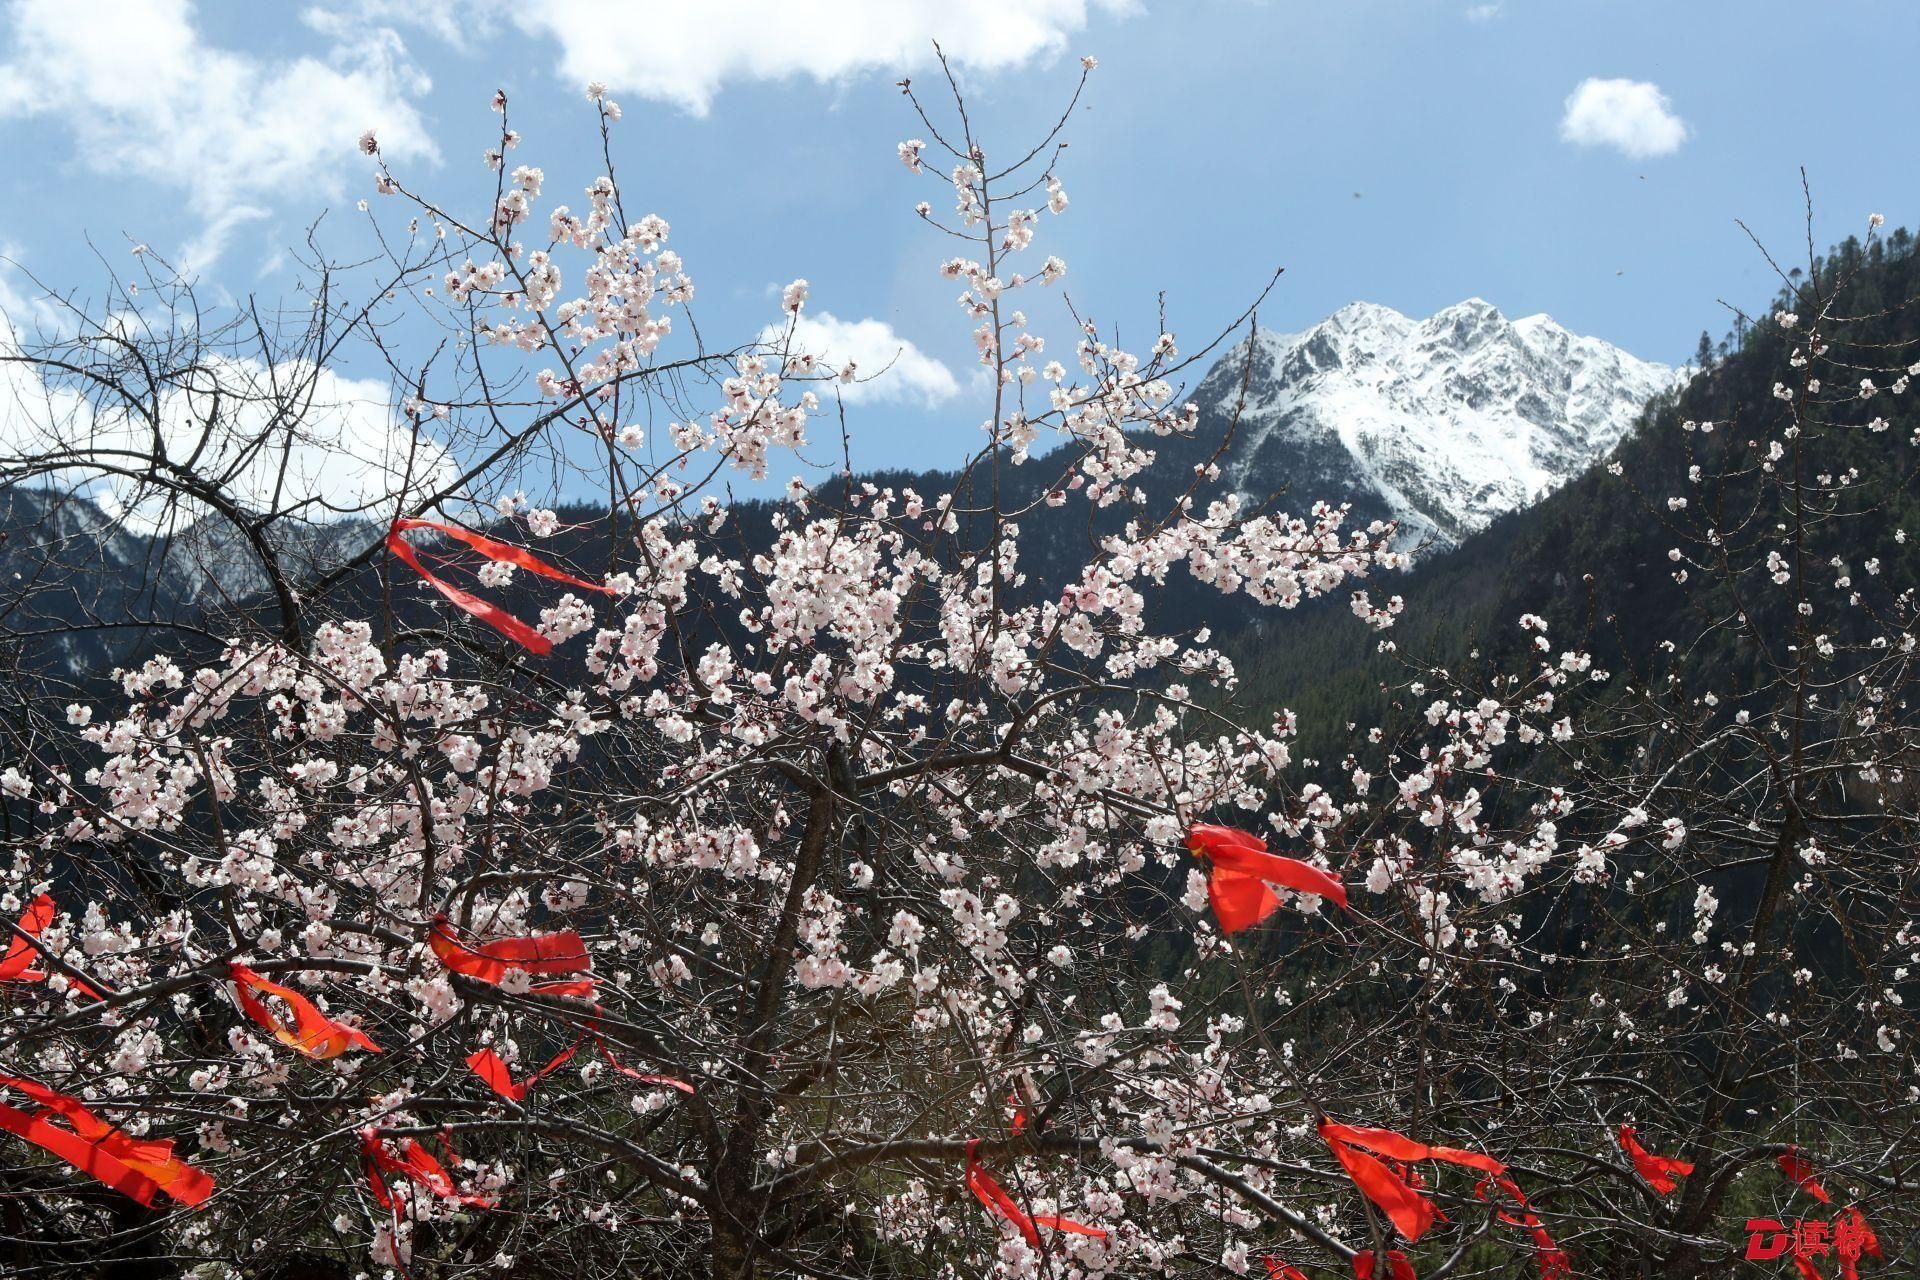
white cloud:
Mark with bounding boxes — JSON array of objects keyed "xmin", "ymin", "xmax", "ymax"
[
  {"xmin": 763, "ymin": 311, "xmax": 960, "ymax": 408},
  {"xmin": 0, "ymin": 306, "xmax": 455, "ymax": 531},
  {"xmin": 1559, "ymin": 77, "xmax": 1688, "ymax": 158},
  {"xmin": 1465, "ymin": 3, "xmax": 1500, "ymax": 21},
  {"xmin": 0, "ymin": 0, "xmax": 437, "ymax": 268},
  {"xmin": 496, "ymin": 0, "xmax": 1135, "ymax": 115}
]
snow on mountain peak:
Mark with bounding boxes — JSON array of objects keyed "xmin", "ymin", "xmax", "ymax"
[{"xmin": 1198, "ymin": 298, "xmax": 1686, "ymax": 549}]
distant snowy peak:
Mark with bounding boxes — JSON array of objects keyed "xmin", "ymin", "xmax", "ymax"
[{"xmin": 1198, "ymin": 298, "xmax": 1687, "ymax": 549}]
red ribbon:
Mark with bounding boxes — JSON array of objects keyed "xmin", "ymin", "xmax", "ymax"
[
  {"xmin": 1186, "ymin": 824, "xmax": 1348, "ymax": 933},
  {"xmin": 387, "ymin": 517, "xmax": 610, "ymax": 655},
  {"xmin": 1352, "ymin": 1251, "xmax": 1417, "ymax": 1280},
  {"xmin": 466, "ymin": 1044, "xmax": 577, "ymax": 1102},
  {"xmin": 1616, "ymin": 1125, "xmax": 1692, "ymax": 1196},
  {"xmin": 1835, "ymin": 1206, "xmax": 1882, "ymax": 1280},
  {"xmin": 1777, "ymin": 1147, "xmax": 1833, "ymax": 1204},
  {"xmin": 468, "ymin": 1035, "xmax": 692, "ymax": 1100},
  {"xmin": 360, "ymin": 1127, "xmax": 495, "ymax": 1210},
  {"xmin": 428, "ymin": 913, "xmax": 594, "ymax": 994},
  {"xmin": 598, "ymin": 1040, "xmax": 696, "ymax": 1094},
  {"xmin": 0, "ymin": 894, "xmax": 102, "ymax": 998},
  {"xmin": 1262, "ymin": 1257, "xmax": 1310, "ymax": 1280},
  {"xmin": 1474, "ymin": 1173, "xmax": 1572, "ymax": 1280},
  {"xmin": 0, "ymin": 893, "xmax": 54, "ymax": 981},
  {"xmin": 964, "ymin": 1139, "xmax": 1107, "ymax": 1248},
  {"xmin": 230, "ymin": 963, "xmax": 380, "ymax": 1059},
  {"xmin": 1319, "ymin": 1121, "xmax": 1503, "ymax": 1243},
  {"xmin": 0, "ymin": 1072, "xmax": 212, "ymax": 1208}
]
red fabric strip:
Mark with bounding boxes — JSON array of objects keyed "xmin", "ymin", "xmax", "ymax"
[
  {"xmin": 598, "ymin": 1040, "xmax": 695, "ymax": 1095},
  {"xmin": 1475, "ymin": 1174, "xmax": 1572, "ymax": 1280},
  {"xmin": 0, "ymin": 1074, "xmax": 212, "ymax": 1207},
  {"xmin": 1616, "ymin": 1125, "xmax": 1692, "ymax": 1196},
  {"xmin": 1186, "ymin": 824, "xmax": 1348, "ymax": 933},
  {"xmin": 0, "ymin": 1100, "xmax": 162, "ymax": 1206},
  {"xmin": 428, "ymin": 914, "xmax": 592, "ymax": 986},
  {"xmin": 963, "ymin": 1139, "xmax": 1106, "ymax": 1247},
  {"xmin": 360, "ymin": 1128, "xmax": 495, "ymax": 1209},
  {"xmin": 0, "ymin": 893, "xmax": 54, "ymax": 981},
  {"xmin": 1320, "ymin": 1121, "xmax": 1507, "ymax": 1243},
  {"xmin": 1836, "ymin": 1206, "xmax": 1882, "ymax": 1280},
  {"xmin": 392, "ymin": 518, "xmax": 611, "ymax": 594},
  {"xmin": 1352, "ymin": 1251, "xmax": 1418, "ymax": 1280},
  {"xmin": 1262, "ymin": 1256, "xmax": 1310, "ymax": 1280},
  {"xmin": 230, "ymin": 964, "xmax": 379, "ymax": 1059},
  {"xmin": 1777, "ymin": 1147, "xmax": 1833, "ymax": 1204},
  {"xmin": 466, "ymin": 1040, "xmax": 582, "ymax": 1103},
  {"xmin": 387, "ymin": 527, "xmax": 554, "ymax": 654}
]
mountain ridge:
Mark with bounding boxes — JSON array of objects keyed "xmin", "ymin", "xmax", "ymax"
[{"xmin": 1194, "ymin": 296, "xmax": 1687, "ymax": 549}]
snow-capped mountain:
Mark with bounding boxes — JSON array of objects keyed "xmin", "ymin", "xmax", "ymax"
[{"xmin": 1192, "ymin": 298, "xmax": 1687, "ymax": 549}]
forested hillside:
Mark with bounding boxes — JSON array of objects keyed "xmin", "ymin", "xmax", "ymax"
[{"xmin": 1228, "ymin": 226, "xmax": 1920, "ymax": 767}]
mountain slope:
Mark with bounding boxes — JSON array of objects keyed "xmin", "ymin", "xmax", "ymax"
[
  {"xmin": 1224, "ymin": 229, "xmax": 1920, "ymax": 766},
  {"xmin": 1194, "ymin": 298, "xmax": 1686, "ymax": 549},
  {"xmin": 0, "ymin": 297, "xmax": 1684, "ymax": 680}
]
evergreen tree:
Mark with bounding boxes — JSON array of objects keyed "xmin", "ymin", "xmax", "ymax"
[{"xmin": 1693, "ymin": 329, "xmax": 1715, "ymax": 369}]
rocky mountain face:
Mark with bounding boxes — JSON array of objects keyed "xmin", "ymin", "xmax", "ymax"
[{"xmin": 1191, "ymin": 298, "xmax": 1686, "ymax": 549}]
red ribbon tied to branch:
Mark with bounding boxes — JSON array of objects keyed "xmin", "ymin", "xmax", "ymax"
[
  {"xmin": 1475, "ymin": 1173, "xmax": 1573, "ymax": 1280},
  {"xmin": 386, "ymin": 517, "xmax": 611, "ymax": 655},
  {"xmin": 1319, "ymin": 1121, "xmax": 1504, "ymax": 1243},
  {"xmin": 1616, "ymin": 1125, "xmax": 1693, "ymax": 1196},
  {"xmin": 360, "ymin": 1127, "xmax": 495, "ymax": 1210},
  {"xmin": 466, "ymin": 1044, "xmax": 578, "ymax": 1103},
  {"xmin": 428, "ymin": 913, "xmax": 596, "ymax": 996},
  {"xmin": 1835, "ymin": 1206, "xmax": 1883, "ymax": 1280},
  {"xmin": 468, "ymin": 1025, "xmax": 694, "ymax": 1101},
  {"xmin": 0, "ymin": 893, "xmax": 54, "ymax": 981},
  {"xmin": 230, "ymin": 963, "xmax": 380, "ymax": 1059},
  {"xmin": 0, "ymin": 893, "xmax": 103, "ymax": 998},
  {"xmin": 1352, "ymin": 1251, "xmax": 1418, "ymax": 1280},
  {"xmin": 1319, "ymin": 1121, "xmax": 1571, "ymax": 1279},
  {"xmin": 1185, "ymin": 824, "xmax": 1348, "ymax": 934},
  {"xmin": 964, "ymin": 1139, "xmax": 1108, "ymax": 1248},
  {"xmin": 0, "ymin": 1071, "xmax": 213, "ymax": 1208},
  {"xmin": 1261, "ymin": 1256, "xmax": 1311, "ymax": 1280},
  {"xmin": 1777, "ymin": 1146, "xmax": 1833, "ymax": 1204}
]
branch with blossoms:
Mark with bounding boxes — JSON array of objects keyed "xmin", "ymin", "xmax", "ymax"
[{"xmin": 1, "ymin": 48, "xmax": 1915, "ymax": 1280}]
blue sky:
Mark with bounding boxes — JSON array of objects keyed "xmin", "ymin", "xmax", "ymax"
[{"xmin": 2, "ymin": 0, "xmax": 1914, "ymax": 487}]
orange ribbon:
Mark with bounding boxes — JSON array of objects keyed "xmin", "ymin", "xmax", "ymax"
[
  {"xmin": 230, "ymin": 964, "xmax": 380, "ymax": 1059},
  {"xmin": 0, "ymin": 1072, "xmax": 212, "ymax": 1208},
  {"xmin": 1186, "ymin": 824, "xmax": 1348, "ymax": 933},
  {"xmin": 964, "ymin": 1139, "xmax": 1107, "ymax": 1248},
  {"xmin": 1616, "ymin": 1125, "xmax": 1692, "ymax": 1196},
  {"xmin": 387, "ymin": 517, "xmax": 611, "ymax": 655}
]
